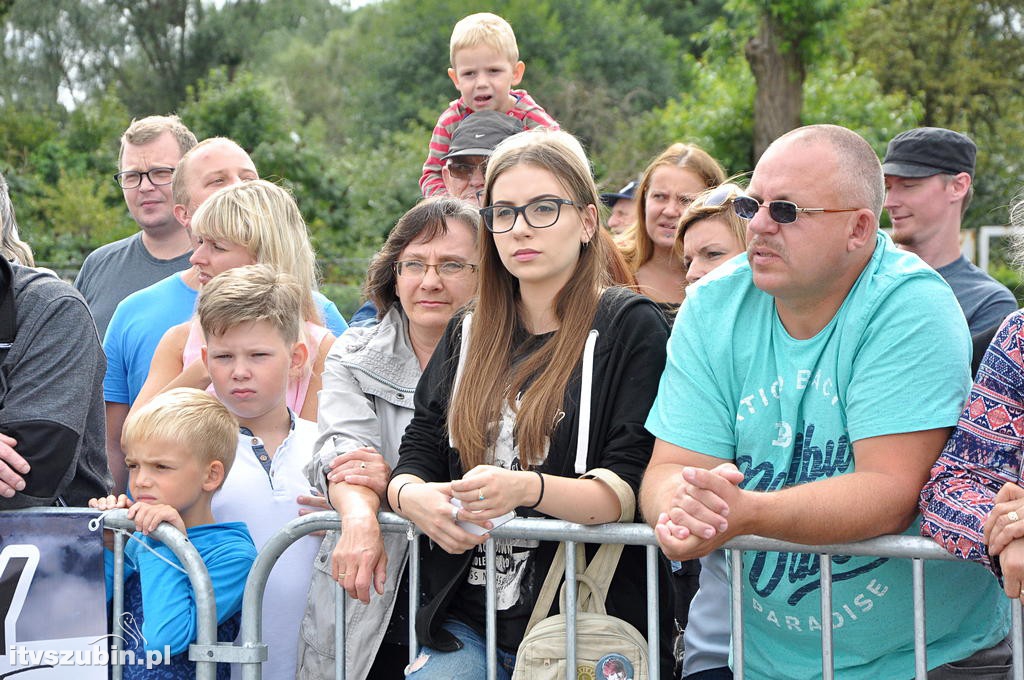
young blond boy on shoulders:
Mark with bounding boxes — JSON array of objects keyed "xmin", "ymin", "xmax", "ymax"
[
  {"xmin": 90, "ymin": 387, "xmax": 256, "ymax": 680},
  {"xmin": 196, "ymin": 264, "xmax": 324, "ymax": 680},
  {"xmin": 420, "ymin": 11, "xmax": 558, "ymax": 197}
]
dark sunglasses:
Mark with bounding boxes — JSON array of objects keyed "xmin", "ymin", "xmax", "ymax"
[
  {"xmin": 447, "ymin": 159, "xmax": 487, "ymax": 181},
  {"xmin": 732, "ymin": 195, "xmax": 860, "ymax": 224}
]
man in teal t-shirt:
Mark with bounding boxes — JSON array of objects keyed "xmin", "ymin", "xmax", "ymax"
[{"xmin": 640, "ymin": 124, "xmax": 1010, "ymax": 679}]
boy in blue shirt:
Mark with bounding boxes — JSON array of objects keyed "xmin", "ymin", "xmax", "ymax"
[{"xmin": 90, "ymin": 387, "xmax": 256, "ymax": 679}]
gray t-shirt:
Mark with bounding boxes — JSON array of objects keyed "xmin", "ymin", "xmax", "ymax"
[
  {"xmin": 937, "ymin": 255, "xmax": 1018, "ymax": 335},
  {"xmin": 74, "ymin": 232, "xmax": 192, "ymax": 336}
]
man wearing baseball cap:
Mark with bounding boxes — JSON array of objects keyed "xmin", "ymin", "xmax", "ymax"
[
  {"xmin": 601, "ymin": 179, "xmax": 639, "ymax": 235},
  {"xmin": 441, "ymin": 110, "xmax": 524, "ymax": 205},
  {"xmin": 883, "ymin": 127, "xmax": 1016, "ymax": 336}
]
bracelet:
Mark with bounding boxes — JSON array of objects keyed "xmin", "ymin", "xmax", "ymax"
[
  {"xmin": 526, "ymin": 471, "xmax": 545, "ymax": 509},
  {"xmin": 396, "ymin": 481, "xmax": 414, "ymax": 512}
]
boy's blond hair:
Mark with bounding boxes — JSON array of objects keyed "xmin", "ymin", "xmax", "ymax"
[
  {"xmin": 190, "ymin": 180, "xmax": 320, "ymax": 325},
  {"xmin": 118, "ymin": 114, "xmax": 197, "ymax": 167},
  {"xmin": 450, "ymin": 12, "xmax": 519, "ymax": 66},
  {"xmin": 122, "ymin": 388, "xmax": 237, "ymax": 481},
  {"xmin": 197, "ymin": 264, "xmax": 303, "ymax": 345}
]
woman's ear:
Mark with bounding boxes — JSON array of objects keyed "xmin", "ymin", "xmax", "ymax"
[{"xmin": 581, "ymin": 203, "xmax": 599, "ymax": 244}]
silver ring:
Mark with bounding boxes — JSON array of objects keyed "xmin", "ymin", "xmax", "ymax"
[
  {"xmin": 1010, "ymin": 511, "xmax": 1020, "ymax": 523},
  {"xmin": 478, "ymin": 491, "xmax": 485, "ymax": 501},
  {"xmin": 451, "ymin": 506, "xmax": 459, "ymax": 521}
]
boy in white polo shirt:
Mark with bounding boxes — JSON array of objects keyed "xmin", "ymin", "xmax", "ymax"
[{"xmin": 197, "ymin": 263, "xmax": 324, "ymax": 679}]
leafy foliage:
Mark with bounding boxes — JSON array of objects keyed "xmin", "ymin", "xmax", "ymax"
[{"xmin": 1, "ymin": 0, "xmax": 1023, "ymax": 300}]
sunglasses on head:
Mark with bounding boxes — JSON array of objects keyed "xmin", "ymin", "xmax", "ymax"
[{"xmin": 731, "ymin": 194, "xmax": 861, "ymax": 224}]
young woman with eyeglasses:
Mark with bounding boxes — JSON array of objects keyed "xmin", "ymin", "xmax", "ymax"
[
  {"xmin": 618, "ymin": 143, "xmax": 726, "ymax": 313},
  {"xmin": 387, "ymin": 129, "xmax": 674, "ymax": 679}
]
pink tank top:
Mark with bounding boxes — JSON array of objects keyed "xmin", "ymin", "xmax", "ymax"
[{"xmin": 182, "ymin": 319, "xmax": 330, "ymax": 414}]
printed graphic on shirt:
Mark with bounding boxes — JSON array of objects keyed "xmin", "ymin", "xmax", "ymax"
[
  {"xmin": 734, "ymin": 366, "xmax": 887, "ymax": 612},
  {"xmin": 464, "ymin": 401, "xmax": 548, "ymax": 610}
]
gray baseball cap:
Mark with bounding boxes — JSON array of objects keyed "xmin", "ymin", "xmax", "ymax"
[
  {"xmin": 882, "ymin": 127, "xmax": 977, "ymax": 178},
  {"xmin": 443, "ymin": 111, "xmax": 525, "ymax": 160}
]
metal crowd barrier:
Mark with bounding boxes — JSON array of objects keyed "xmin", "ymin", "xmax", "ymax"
[
  {"xmin": 100, "ymin": 509, "xmax": 224, "ymax": 680},
  {"xmin": 97, "ymin": 509, "xmax": 1023, "ymax": 680}
]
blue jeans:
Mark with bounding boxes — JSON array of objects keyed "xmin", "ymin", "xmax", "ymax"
[{"xmin": 405, "ymin": 619, "xmax": 517, "ymax": 679}]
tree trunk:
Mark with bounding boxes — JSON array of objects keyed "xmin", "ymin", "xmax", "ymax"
[{"xmin": 745, "ymin": 14, "xmax": 805, "ymax": 160}]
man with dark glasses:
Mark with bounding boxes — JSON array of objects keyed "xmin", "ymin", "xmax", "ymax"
[
  {"xmin": 882, "ymin": 127, "xmax": 1015, "ymax": 339},
  {"xmin": 642, "ymin": 124, "xmax": 1009, "ymax": 678},
  {"xmin": 440, "ymin": 110, "xmax": 523, "ymax": 205}
]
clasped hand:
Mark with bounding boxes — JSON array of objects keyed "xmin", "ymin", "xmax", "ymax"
[{"xmin": 654, "ymin": 463, "xmax": 745, "ymax": 561}]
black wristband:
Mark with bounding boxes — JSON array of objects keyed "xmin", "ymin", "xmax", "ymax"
[
  {"xmin": 526, "ymin": 471, "xmax": 544, "ymax": 509},
  {"xmin": 396, "ymin": 481, "xmax": 414, "ymax": 511}
]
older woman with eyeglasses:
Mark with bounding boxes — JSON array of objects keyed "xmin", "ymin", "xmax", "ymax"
[{"xmin": 298, "ymin": 196, "xmax": 480, "ymax": 680}]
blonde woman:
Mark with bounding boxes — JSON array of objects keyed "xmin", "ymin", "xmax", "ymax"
[{"xmin": 131, "ymin": 180, "xmax": 337, "ymax": 422}]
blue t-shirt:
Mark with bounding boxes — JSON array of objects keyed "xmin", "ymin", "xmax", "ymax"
[
  {"xmin": 104, "ymin": 272, "xmax": 197, "ymax": 405},
  {"xmin": 647, "ymin": 232, "xmax": 1008, "ymax": 679},
  {"xmin": 104, "ymin": 521, "xmax": 256, "ymax": 679},
  {"xmin": 104, "ymin": 272, "xmax": 348, "ymax": 405}
]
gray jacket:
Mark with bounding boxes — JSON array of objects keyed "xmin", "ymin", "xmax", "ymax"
[{"xmin": 297, "ymin": 305, "xmax": 419, "ymax": 680}]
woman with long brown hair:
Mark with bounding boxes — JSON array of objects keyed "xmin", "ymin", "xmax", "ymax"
[
  {"xmin": 387, "ymin": 129, "xmax": 673, "ymax": 679},
  {"xmin": 618, "ymin": 143, "xmax": 726, "ymax": 312}
]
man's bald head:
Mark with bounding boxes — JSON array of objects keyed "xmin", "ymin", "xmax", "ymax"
[{"xmin": 171, "ymin": 138, "xmax": 258, "ymax": 218}]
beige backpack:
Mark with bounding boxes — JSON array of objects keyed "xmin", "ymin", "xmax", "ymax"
[{"xmin": 512, "ymin": 540, "xmax": 648, "ymax": 680}]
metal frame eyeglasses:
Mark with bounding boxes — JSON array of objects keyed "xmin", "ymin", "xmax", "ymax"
[
  {"xmin": 479, "ymin": 198, "xmax": 580, "ymax": 234},
  {"xmin": 732, "ymin": 194, "xmax": 860, "ymax": 224},
  {"xmin": 113, "ymin": 167, "xmax": 176, "ymax": 190},
  {"xmin": 394, "ymin": 261, "xmax": 478, "ymax": 279}
]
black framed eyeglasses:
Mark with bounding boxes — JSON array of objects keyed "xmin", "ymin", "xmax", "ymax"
[
  {"xmin": 447, "ymin": 159, "xmax": 487, "ymax": 181},
  {"xmin": 479, "ymin": 198, "xmax": 579, "ymax": 234},
  {"xmin": 395, "ymin": 261, "xmax": 478, "ymax": 279},
  {"xmin": 113, "ymin": 166, "xmax": 175, "ymax": 189},
  {"xmin": 732, "ymin": 194, "xmax": 860, "ymax": 224}
]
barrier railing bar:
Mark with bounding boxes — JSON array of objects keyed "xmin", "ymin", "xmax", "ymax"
[
  {"xmin": 819, "ymin": 554, "xmax": 833, "ymax": 680},
  {"xmin": 409, "ymin": 528, "xmax": 420, "ymax": 670},
  {"xmin": 335, "ymin": 581, "xmax": 346, "ymax": 680},
  {"xmin": 101, "ymin": 510, "xmax": 219, "ymax": 680},
  {"xmin": 730, "ymin": 549, "xmax": 744, "ymax": 680},
  {"xmin": 565, "ymin": 540, "xmax": 578, "ymax": 680},
  {"xmin": 913, "ymin": 558, "xmax": 927, "ymax": 679},
  {"xmin": 1013, "ymin": 602, "xmax": 1023, "ymax": 680},
  {"xmin": 111, "ymin": 527, "xmax": 125, "ymax": 680},
  {"xmin": 485, "ymin": 538, "xmax": 497, "ymax": 680},
  {"xmin": 646, "ymin": 545, "xmax": 660, "ymax": 680}
]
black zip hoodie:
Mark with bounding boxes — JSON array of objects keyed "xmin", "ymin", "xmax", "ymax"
[{"xmin": 393, "ymin": 286, "xmax": 674, "ymax": 678}]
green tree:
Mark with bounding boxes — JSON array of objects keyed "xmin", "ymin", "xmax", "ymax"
[
  {"xmin": 706, "ymin": 0, "xmax": 862, "ymax": 157},
  {"xmin": 848, "ymin": 0, "xmax": 1024, "ymax": 229}
]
